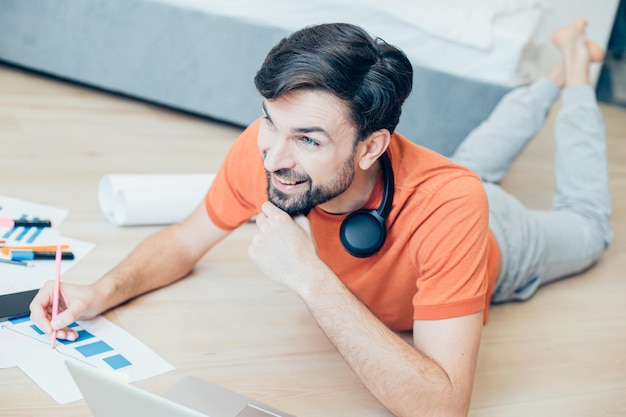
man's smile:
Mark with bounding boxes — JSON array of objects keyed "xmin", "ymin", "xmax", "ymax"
[{"xmin": 271, "ymin": 172, "xmax": 310, "ymax": 192}]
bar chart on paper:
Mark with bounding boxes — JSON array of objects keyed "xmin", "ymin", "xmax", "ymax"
[
  {"xmin": 0, "ymin": 314, "xmax": 174, "ymax": 403},
  {"xmin": 0, "ymin": 196, "xmax": 95, "ymax": 295},
  {"xmin": 2, "ymin": 215, "xmax": 49, "ymax": 244},
  {"xmin": 5, "ymin": 316, "xmax": 133, "ymax": 371},
  {"xmin": 0, "ymin": 196, "xmax": 68, "ymax": 242}
]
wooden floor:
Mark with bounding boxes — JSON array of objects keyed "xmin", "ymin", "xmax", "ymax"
[{"xmin": 0, "ymin": 62, "xmax": 625, "ymax": 416}]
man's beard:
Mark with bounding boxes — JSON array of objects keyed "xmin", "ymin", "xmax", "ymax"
[{"xmin": 266, "ymin": 157, "xmax": 356, "ymax": 217}]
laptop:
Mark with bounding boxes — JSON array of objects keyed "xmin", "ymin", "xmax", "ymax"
[{"xmin": 65, "ymin": 360, "xmax": 296, "ymax": 417}]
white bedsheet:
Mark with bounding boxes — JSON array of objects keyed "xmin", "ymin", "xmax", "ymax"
[
  {"xmin": 326, "ymin": 0, "xmax": 544, "ymax": 50},
  {"xmin": 151, "ymin": 0, "xmax": 546, "ymax": 87}
]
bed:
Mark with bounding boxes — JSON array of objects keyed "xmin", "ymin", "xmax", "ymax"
[{"xmin": 0, "ymin": 0, "xmax": 617, "ymax": 156}]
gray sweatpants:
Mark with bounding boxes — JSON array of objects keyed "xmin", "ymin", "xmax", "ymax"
[{"xmin": 451, "ymin": 78, "xmax": 613, "ymax": 303}]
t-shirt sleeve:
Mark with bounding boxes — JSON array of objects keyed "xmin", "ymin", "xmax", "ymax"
[
  {"xmin": 205, "ymin": 119, "xmax": 268, "ymax": 230},
  {"xmin": 411, "ymin": 174, "xmax": 491, "ymax": 320}
]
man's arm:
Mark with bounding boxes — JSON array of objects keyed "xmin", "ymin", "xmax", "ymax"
[
  {"xmin": 30, "ymin": 202, "xmax": 230, "ymax": 338},
  {"xmin": 307, "ymin": 270, "xmax": 482, "ymax": 417},
  {"xmin": 249, "ymin": 202, "xmax": 482, "ymax": 417}
]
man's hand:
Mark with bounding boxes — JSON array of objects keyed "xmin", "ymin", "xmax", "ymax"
[
  {"xmin": 248, "ymin": 202, "xmax": 320, "ymax": 294},
  {"xmin": 29, "ymin": 281, "xmax": 101, "ymax": 341}
]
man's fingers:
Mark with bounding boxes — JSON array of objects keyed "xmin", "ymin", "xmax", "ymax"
[
  {"xmin": 29, "ymin": 281, "xmax": 55, "ymax": 333},
  {"xmin": 51, "ymin": 309, "xmax": 72, "ymax": 331},
  {"xmin": 261, "ymin": 201, "xmax": 280, "ymax": 216},
  {"xmin": 29, "ymin": 281, "xmax": 83, "ymax": 340},
  {"xmin": 294, "ymin": 214, "xmax": 312, "ymax": 235},
  {"xmin": 261, "ymin": 201, "xmax": 292, "ymax": 219},
  {"xmin": 50, "ymin": 309, "xmax": 79, "ymax": 340},
  {"xmin": 55, "ymin": 328, "xmax": 79, "ymax": 341}
]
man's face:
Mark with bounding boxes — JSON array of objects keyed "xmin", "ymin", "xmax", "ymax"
[{"xmin": 258, "ymin": 90, "xmax": 360, "ymax": 216}]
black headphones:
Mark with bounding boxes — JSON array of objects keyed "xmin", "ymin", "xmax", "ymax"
[{"xmin": 339, "ymin": 152, "xmax": 394, "ymax": 258}]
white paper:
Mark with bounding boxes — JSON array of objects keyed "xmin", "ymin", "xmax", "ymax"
[
  {"xmin": 0, "ymin": 196, "xmax": 95, "ymax": 295},
  {"xmin": 0, "ymin": 349, "xmax": 16, "ymax": 369},
  {"xmin": 0, "ymin": 316, "xmax": 174, "ymax": 404},
  {"xmin": 98, "ymin": 174, "xmax": 215, "ymax": 226},
  {"xmin": 0, "ymin": 196, "xmax": 68, "ymax": 226}
]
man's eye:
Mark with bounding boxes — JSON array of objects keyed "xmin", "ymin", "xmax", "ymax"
[
  {"xmin": 263, "ymin": 116, "xmax": 274, "ymax": 128},
  {"xmin": 301, "ymin": 136, "xmax": 319, "ymax": 146}
]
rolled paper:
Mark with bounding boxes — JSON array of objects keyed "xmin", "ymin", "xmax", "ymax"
[{"xmin": 98, "ymin": 174, "xmax": 215, "ymax": 226}]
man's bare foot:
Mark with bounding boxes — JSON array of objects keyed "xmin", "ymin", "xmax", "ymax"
[
  {"xmin": 552, "ymin": 18, "xmax": 604, "ymax": 62},
  {"xmin": 551, "ymin": 18, "xmax": 604, "ymax": 86},
  {"xmin": 586, "ymin": 41, "xmax": 605, "ymax": 63}
]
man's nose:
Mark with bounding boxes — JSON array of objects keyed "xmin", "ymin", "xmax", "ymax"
[{"xmin": 262, "ymin": 140, "xmax": 295, "ymax": 172}]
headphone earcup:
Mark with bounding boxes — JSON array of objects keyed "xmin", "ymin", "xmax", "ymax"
[{"xmin": 339, "ymin": 209, "xmax": 387, "ymax": 258}]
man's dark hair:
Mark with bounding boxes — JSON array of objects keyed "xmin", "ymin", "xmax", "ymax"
[{"xmin": 254, "ymin": 23, "xmax": 413, "ymax": 140}]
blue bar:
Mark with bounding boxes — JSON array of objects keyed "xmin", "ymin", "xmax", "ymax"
[
  {"xmin": 30, "ymin": 324, "xmax": 45, "ymax": 335},
  {"xmin": 75, "ymin": 340, "xmax": 113, "ymax": 357},
  {"xmin": 26, "ymin": 216, "xmax": 45, "ymax": 243},
  {"xmin": 3, "ymin": 215, "xmax": 45, "ymax": 242},
  {"xmin": 8, "ymin": 315, "xmax": 30, "ymax": 324},
  {"xmin": 27, "ymin": 226, "xmax": 44, "ymax": 243},
  {"xmin": 15, "ymin": 228, "xmax": 30, "ymax": 241},
  {"xmin": 14, "ymin": 215, "xmax": 31, "ymax": 241},
  {"xmin": 103, "ymin": 354, "xmax": 132, "ymax": 370}
]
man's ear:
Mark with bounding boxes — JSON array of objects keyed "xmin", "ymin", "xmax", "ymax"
[{"xmin": 357, "ymin": 129, "xmax": 392, "ymax": 171}]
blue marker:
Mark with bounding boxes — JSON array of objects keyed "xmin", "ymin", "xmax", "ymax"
[{"xmin": 11, "ymin": 250, "xmax": 75, "ymax": 261}]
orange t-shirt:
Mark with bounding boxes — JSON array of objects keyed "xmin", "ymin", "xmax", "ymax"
[{"xmin": 206, "ymin": 119, "xmax": 500, "ymax": 331}]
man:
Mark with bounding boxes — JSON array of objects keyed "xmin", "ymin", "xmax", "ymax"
[{"xmin": 31, "ymin": 18, "xmax": 611, "ymax": 416}]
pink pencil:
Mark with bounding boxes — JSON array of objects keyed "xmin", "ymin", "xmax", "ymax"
[{"xmin": 50, "ymin": 244, "xmax": 62, "ymax": 349}]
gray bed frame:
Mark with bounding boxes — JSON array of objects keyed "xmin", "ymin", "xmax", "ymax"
[{"xmin": 0, "ymin": 0, "xmax": 512, "ymax": 156}]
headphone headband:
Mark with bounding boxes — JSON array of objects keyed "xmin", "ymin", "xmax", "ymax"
[
  {"xmin": 377, "ymin": 152, "xmax": 394, "ymax": 219},
  {"xmin": 339, "ymin": 152, "xmax": 394, "ymax": 258}
]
